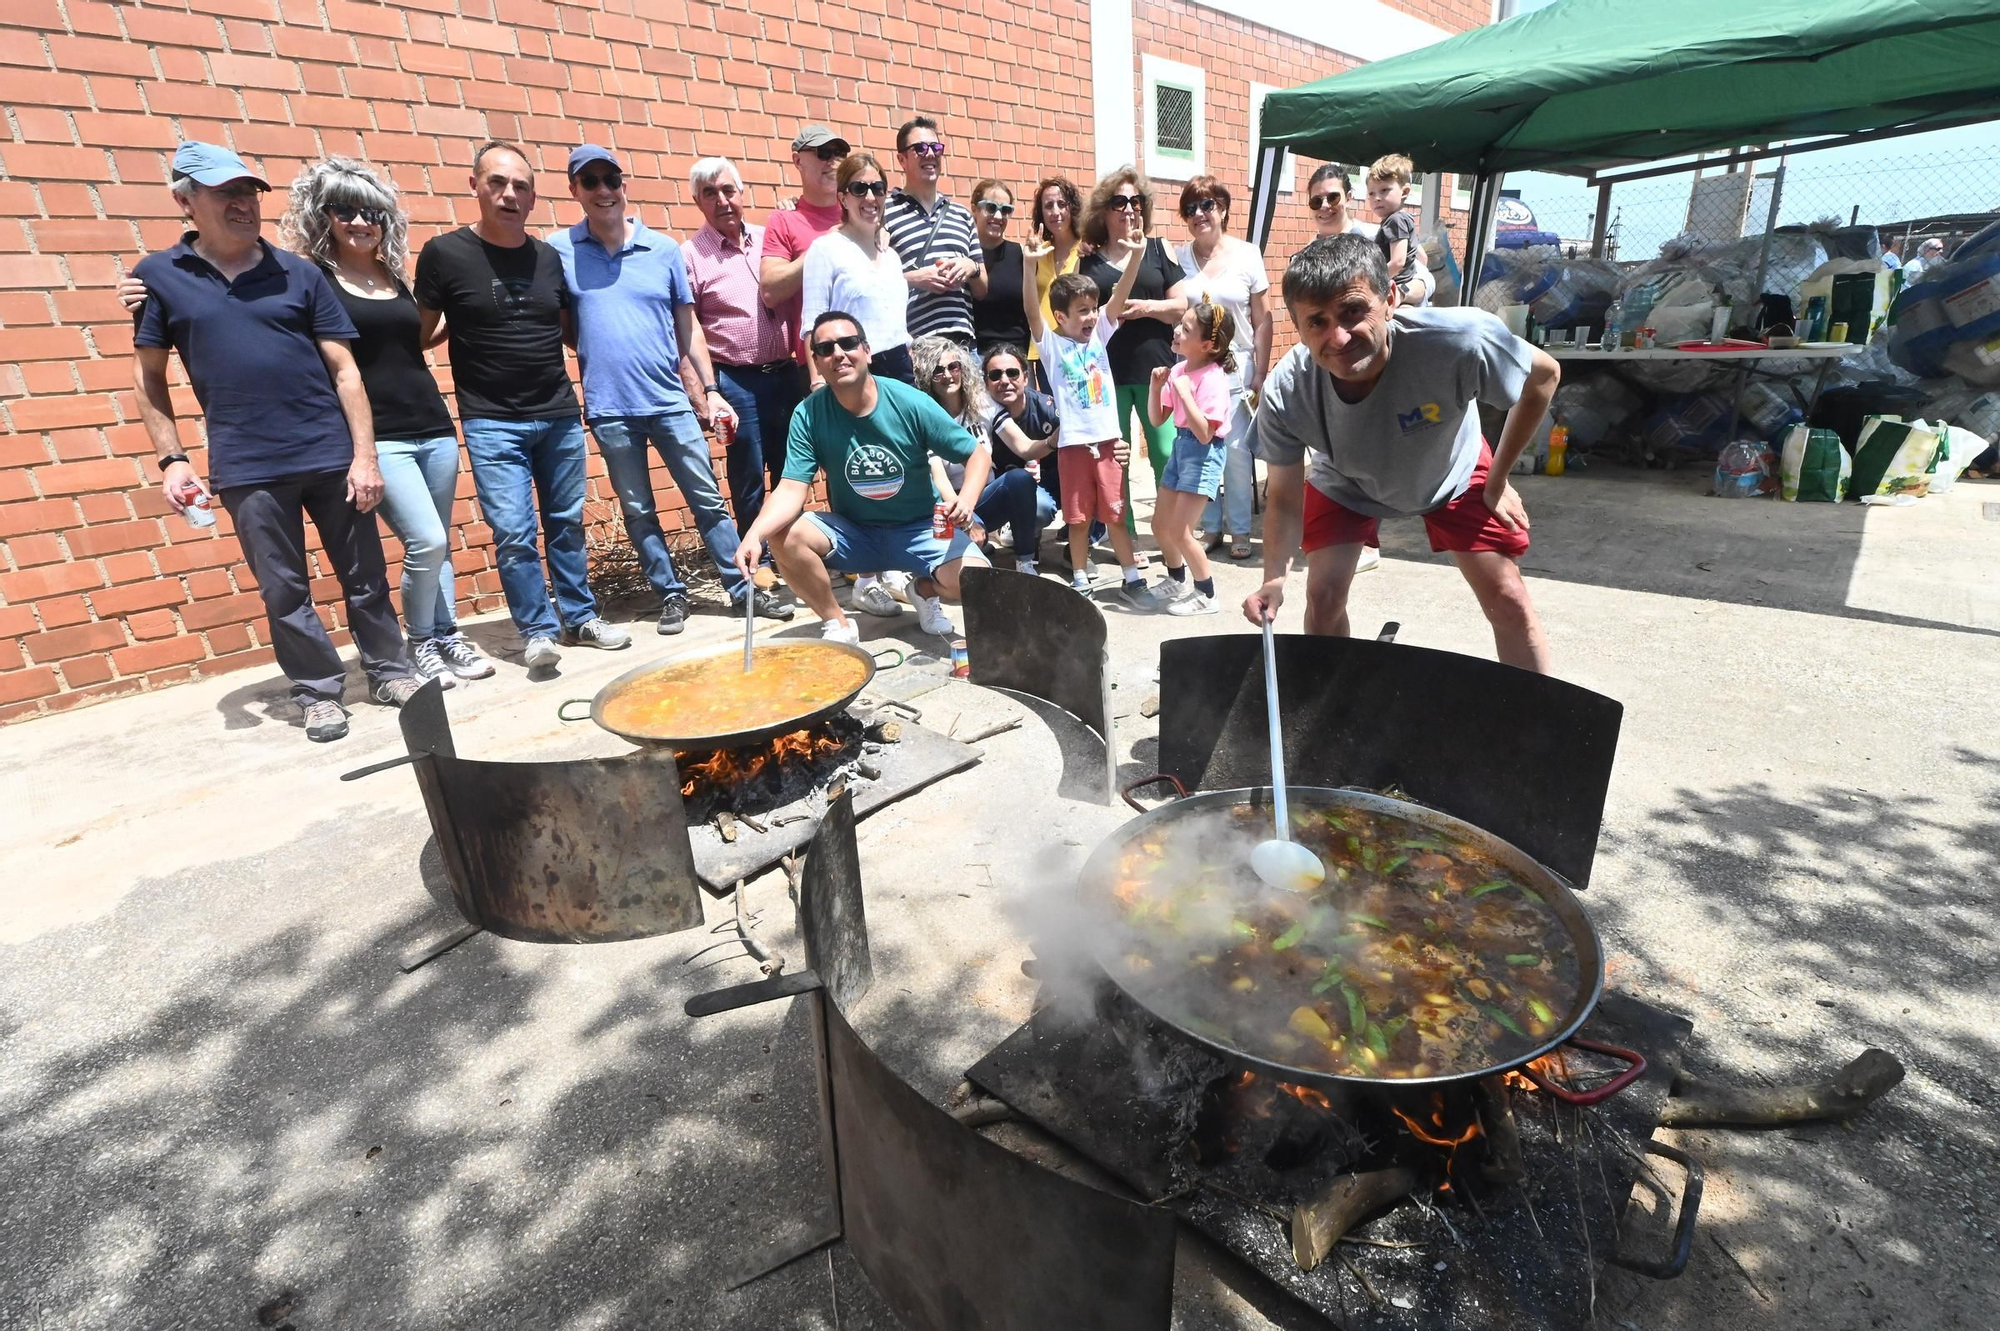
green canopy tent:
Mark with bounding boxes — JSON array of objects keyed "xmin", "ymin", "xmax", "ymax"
[{"xmin": 1244, "ymin": 0, "xmax": 2000, "ymax": 277}]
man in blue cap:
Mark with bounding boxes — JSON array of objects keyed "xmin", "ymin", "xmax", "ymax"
[
  {"xmin": 547, "ymin": 144, "xmax": 791, "ymax": 635},
  {"xmin": 413, "ymin": 139, "xmax": 631, "ymax": 671},
  {"xmin": 130, "ymin": 141, "xmax": 418, "ymax": 743}
]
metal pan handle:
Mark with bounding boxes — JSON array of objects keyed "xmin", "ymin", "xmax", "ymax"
[
  {"xmin": 556, "ymin": 699, "xmax": 593, "ymax": 722},
  {"xmin": 1608, "ymin": 1140, "xmax": 1703, "ymax": 1279},
  {"xmin": 1121, "ymin": 773, "xmax": 1188, "ymax": 813},
  {"xmin": 1522, "ymin": 1036, "xmax": 1648, "ymax": 1106}
]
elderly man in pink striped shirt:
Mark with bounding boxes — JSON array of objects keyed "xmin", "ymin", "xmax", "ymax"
[{"xmin": 684, "ymin": 156, "xmax": 808, "ymax": 587}]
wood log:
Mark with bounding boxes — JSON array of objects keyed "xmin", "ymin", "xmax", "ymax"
[
  {"xmin": 1659, "ymin": 1047, "xmax": 1905, "ymax": 1127},
  {"xmin": 1290, "ymin": 1167, "xmax": 1418, "ymax": 1271}
]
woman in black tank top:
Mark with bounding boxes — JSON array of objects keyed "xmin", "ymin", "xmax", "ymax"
[{"xmin": 279, "ymin": 158, "xmax": 494, "ymax": 685}]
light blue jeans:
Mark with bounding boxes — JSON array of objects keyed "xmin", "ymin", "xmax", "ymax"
[
  {"xmin": 589, "ymin": 412, "xmax": 750, "ymax": 605},
  {"xmin": 460, "ymin": 415, "xmax": 597, "ymax": 641},
  {"xmin": 374, "ymin": 433, "xmax": 460, "ymax": 640}
]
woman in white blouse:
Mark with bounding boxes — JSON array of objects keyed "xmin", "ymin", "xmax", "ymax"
[
  {"xmin": 1175, "ymin": 175, "xmax": 1272, "ymax": 561},
  {"xmin": 801, "ymin": 153, "xmax": 914, "ymax": 384}
]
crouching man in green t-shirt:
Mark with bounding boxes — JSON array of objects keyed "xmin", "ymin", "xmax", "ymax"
[{"xmin": 735, "ymin": 311, "xmax": 992, "ymax": 642}]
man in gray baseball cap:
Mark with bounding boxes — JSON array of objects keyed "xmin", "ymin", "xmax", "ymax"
[{"xmin": 759, "ymin": 124, "xmax": 851, "ymax": 362}]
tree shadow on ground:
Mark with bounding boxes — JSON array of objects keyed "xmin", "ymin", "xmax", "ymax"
[
  {"xmin": 1586, "ymin": 746, "xmax": 2000, "ymax": 1327},
  {"xmin": 0, "ymin": 805, "xmax": 988, "ymax": 1330}
]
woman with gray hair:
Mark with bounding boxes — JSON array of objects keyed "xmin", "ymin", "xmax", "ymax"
[
  {"xmin": 280, "ymin": 157, "xmax": 491, "ymax": 685},
  {"xmin": 123, "ymin": 156, "xmax": 492, "ymax": 685},
  {"xmin": 912, "ymin": 333, "xmax": 1051, "ymax": 573}
]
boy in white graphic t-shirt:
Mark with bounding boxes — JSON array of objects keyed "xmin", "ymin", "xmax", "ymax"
[{"xmin": 1022, "ymin": 227, "xmax": 1156, "ymax": 607}]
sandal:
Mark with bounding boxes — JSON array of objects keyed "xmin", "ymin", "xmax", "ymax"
[
  {"xmin": 1205, "ymin": 530, "xmax": 1228, "ymax": 554},
  {"xmin": 1230, "ymin": 538, "xmax": 1253, "ymax": 560}
]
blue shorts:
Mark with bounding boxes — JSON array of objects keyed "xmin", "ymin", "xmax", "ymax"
[
  {"xmin": 1159, "ymin": 427, "xmax": 1225, "ymax": 498},
  {"xmin": 802, "ymin": 511, "xmax": 982, "ymax": 575}
]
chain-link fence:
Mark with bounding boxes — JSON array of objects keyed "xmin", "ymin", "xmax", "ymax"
[{"xmin": 1523, "ymin": 140, "xmax": 2000, "ymax": 264}]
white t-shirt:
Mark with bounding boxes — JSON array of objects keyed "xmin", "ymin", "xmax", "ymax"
[
  {"xmin": 1175, "ymin": 239, "xmax": 1269, "ymax": 374},
  {"xmin": 801, "ymin": 230, "xmax": 911, "ymax": 354},
  {"xmin": 1037, "ymin": 318, "xmax": 1120, "ymax": 446}
]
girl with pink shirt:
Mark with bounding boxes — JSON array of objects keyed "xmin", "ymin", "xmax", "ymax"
[{"xmin": 1144, "ymin": 300, "xmax": 1238, "ymax": 615}]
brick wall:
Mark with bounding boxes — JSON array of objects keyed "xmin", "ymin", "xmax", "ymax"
[{"xmin": 0, "ymin": 0, "xmax": 1479, "ymax": 722}]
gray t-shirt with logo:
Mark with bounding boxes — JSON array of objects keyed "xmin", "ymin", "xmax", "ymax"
[{"xmin": 1254, "ymin": 306, "xmax": 1533, "ymax": 519}]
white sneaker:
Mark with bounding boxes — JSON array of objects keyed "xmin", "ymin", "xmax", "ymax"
[
  {"xmin": 853, "ymin": 580, "xmax": 901, "ymax": 617},
  {"xmin": 820, "ymin": 618, "xmax": 861, "ymax": 645},
  {"xmin": 1166, "ymin": 590, "xmax": 1218, "ymax": 616},
  {"xmin": 523, "ymin": 636, "xmax": 561, "ymax": 671},
  {"xmin": 882, "ymin": 569, "xmax": 916, "ymax": 604},
  {"xmin": 1356, "ymin": 546, "xmax": 1383, "ymax": 574},
  {"xmin": 914, "ymin": 594, "xmax": 953, "ymax": 635}
]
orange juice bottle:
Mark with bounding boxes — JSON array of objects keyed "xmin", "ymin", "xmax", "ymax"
[{"xmin": 1546, "ymin": 423, "xmax": 1569, "ymax": 477}]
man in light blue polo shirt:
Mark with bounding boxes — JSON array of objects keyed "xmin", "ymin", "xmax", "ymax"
[{"xmin": 549, "ymin": 145, "xmax": 791, "ymax": 634}]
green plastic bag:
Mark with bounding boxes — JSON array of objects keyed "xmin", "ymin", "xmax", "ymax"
[{"xmin": 1779, "ymin": 424, "xmax": 1849, "ymax": 502}]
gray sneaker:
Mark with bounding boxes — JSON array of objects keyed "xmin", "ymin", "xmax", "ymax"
[
  {"xmin": 373, "ymin": 676, "xmax": 424, "ymax": 706},
  {"xmin": 302, "ymin": 698, "xmax": 349, "ymax": 741},
  {"xmin": 1117, "ymin": 579, "xmax": 1163, "ymax": 612},
  {"xmin": 562, "ymin": 616, "xmax": 632, "ymax": 650},
  {"xmin": 748, "ymin": 588, "xmax": 796, "ymax": 621},
  {"xmin": 411, "ymin": 638, "xmax": 457, "ymax": 689},
  {"xmin": 523, "ymin": 636, "xmax": 562, "ymax": 672},
  {"xmin": 435, "ymin": 632, "xmax": 496, "ymax": 679},
  {"xmin": 853, "ymin": 580, "xmax": 901, "ymax": 617}
]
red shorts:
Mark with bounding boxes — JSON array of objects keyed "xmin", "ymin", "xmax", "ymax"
[
  {"xmin": 1057, "ymin": 444, "xmax": 1125, "ymax": 525},
  {"xmin": 1301, "ymin": 442, "xmax": 1529, "ymax": 558}
]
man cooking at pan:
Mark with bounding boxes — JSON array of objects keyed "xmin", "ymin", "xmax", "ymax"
[
  {"xmin": 734, "ymin": 310, "xmax": 991, "ymax": 643},
  {"xmin": 1243, "ymin": 234, "xmax": 1560, "ymax": 673}
]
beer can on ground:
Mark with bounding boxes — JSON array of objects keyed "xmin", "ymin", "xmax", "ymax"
[{"xmin": 950, "ymin": 638, "xmax": 970, "ymax": 678}]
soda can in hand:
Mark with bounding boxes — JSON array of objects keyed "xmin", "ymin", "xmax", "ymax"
[{"xmin": 178, "ymin": 479, "xmax": 216, "ymax": 529}]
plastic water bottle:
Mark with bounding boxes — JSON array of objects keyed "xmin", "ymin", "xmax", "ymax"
[{"xmin": 1602, "ymin": 300, "xmax": 1624, "ymax": 349}]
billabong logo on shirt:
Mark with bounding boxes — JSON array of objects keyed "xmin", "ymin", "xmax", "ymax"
[
  {"xmin": 845, "ymin": 443, "xmax": 905, "ymax": 501},
  {"xmin": 1397, "ymin": 403, "xmax": 1443, "ymax": 433}
]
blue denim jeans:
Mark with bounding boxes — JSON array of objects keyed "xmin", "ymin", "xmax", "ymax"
[
  {"xmin": 974, "ymin": 467, "xmax": 1057, "ymax": 557},
  {"xmin": 460, "ymin": 415, "xmax": 597, "ymax": 641},
  {"xmin": 374, "ymin": 433, "xmax": 460, "ymax": 640},
  {"xmin": 589, "ymin": 412, "xmax": 750, "ymax": 604},
  {"xmin": 713, "ymin": 361, "xmax": 808, "ymax": 539},
  {"xmin": 1201, "ymin": 384, "xmax": 1259, "ymax": 538}
]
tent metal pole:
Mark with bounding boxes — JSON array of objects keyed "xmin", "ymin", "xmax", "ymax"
[
  {"xmin": 1247, "ymin": 140, "xmax": 1283, "ymax": 251},
  {"xmin": 1749, "ymin": 154, "xmax": 1788, "ymax": 299},
  {"xmin": 1590, "ymin": 181, "xmax": 1612, "ymax": 258},
  {"xmin": 1460, "ymin": 171, "xmax": 1503, "ymax": 299}
]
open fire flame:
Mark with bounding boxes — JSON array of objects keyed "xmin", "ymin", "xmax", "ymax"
[{"xmin": 679, "ymin": 727, "xmax": 848, "ymax": 798}]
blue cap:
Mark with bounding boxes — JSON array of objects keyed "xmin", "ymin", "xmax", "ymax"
[
  {"xmin": 170, "ymin": 141, "xmax": 267, "ymax": 189},
  {"xmin": 567, "ymin": 144, "xmax": 622, "ymax": 177}
]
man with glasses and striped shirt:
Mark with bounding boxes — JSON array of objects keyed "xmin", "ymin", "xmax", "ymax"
[{"xmin": 885, "ymin": 115, "xmax": 986, "ymax": 347}]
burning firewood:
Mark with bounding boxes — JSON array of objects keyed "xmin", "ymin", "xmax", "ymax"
[
  {"xmin": 1658, "ymin": 1047, "xmax": 1904, "ymax": 1127},
  {"xmin": 1290, "ymin": 1166, "xmax": 1419, "ymax": 1271}
]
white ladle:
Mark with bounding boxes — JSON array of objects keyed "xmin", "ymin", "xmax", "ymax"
[{"xmin": 1249, "ymin": 615, "xmax": 1327, "ymax": 893}]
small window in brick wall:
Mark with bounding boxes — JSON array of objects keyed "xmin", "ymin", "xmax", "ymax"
[{"xmin": 1141, "ymin": 54, "xmax": 1204, "ymax": 180}]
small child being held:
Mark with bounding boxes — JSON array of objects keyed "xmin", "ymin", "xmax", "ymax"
[
  {"xmin": 1366, "ymin": 154, "xmax": 1425, "ymax": 303},
  {"xmin": 1022, "ymin": 222, "xmax": 1155, "ymax": 606},
  {"xmin": 1144, "ymin": 299, "xmax": 1236, "ymax": 615}
]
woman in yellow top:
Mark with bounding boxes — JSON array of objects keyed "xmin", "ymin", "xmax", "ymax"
[{"xmin": 1030, "ymin": 175, "xmax": 1085, "ymax": 387}]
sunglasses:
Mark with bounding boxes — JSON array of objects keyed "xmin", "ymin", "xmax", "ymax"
[
  {"xmin": 930, "ymin": 362, "xmax": 962, "ymax": 379},
  {"xmin": 1181, "ymin": 197, "xmax": 1219, "ymax": 218},
  {"xmin": 844, "ymin": 180, "xmax": 888, "ymax": 198},
  {"xmin": 1308, "ymin": 193, "xmax": 1346, "ymax": 211},
  {"xmin": 325, "ymin": 202, "xmax": 386, "ymax": 225},
  {"xmin": 984, "ymin": 366, "xmax": 1023, "ymax": 382},
  {"xmin": 813, "ymin": 144, "xmax": 848, "ymax": 161},
  {"xmin": 977, "ymin": 201, "xmax": 1015, "ymax": 218},
  {"xmin": 905, "ymin": 141, "xmax": 947, "ymax": 158},
  {"xmin": 810, "ymin": 333, "xmax": 867, "ymax": 357},
  {"xmin": 1107, "ymin": 193, "xmax": 1144, "ymax": 211},
  {"xmin": 575, "ymin": 170, "xmax": 624, "ymax": 191}
]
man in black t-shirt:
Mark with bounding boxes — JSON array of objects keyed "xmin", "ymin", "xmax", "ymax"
[{"xmin": 414, "ymin": 140, "xmax": 630, "ymax": 673}]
